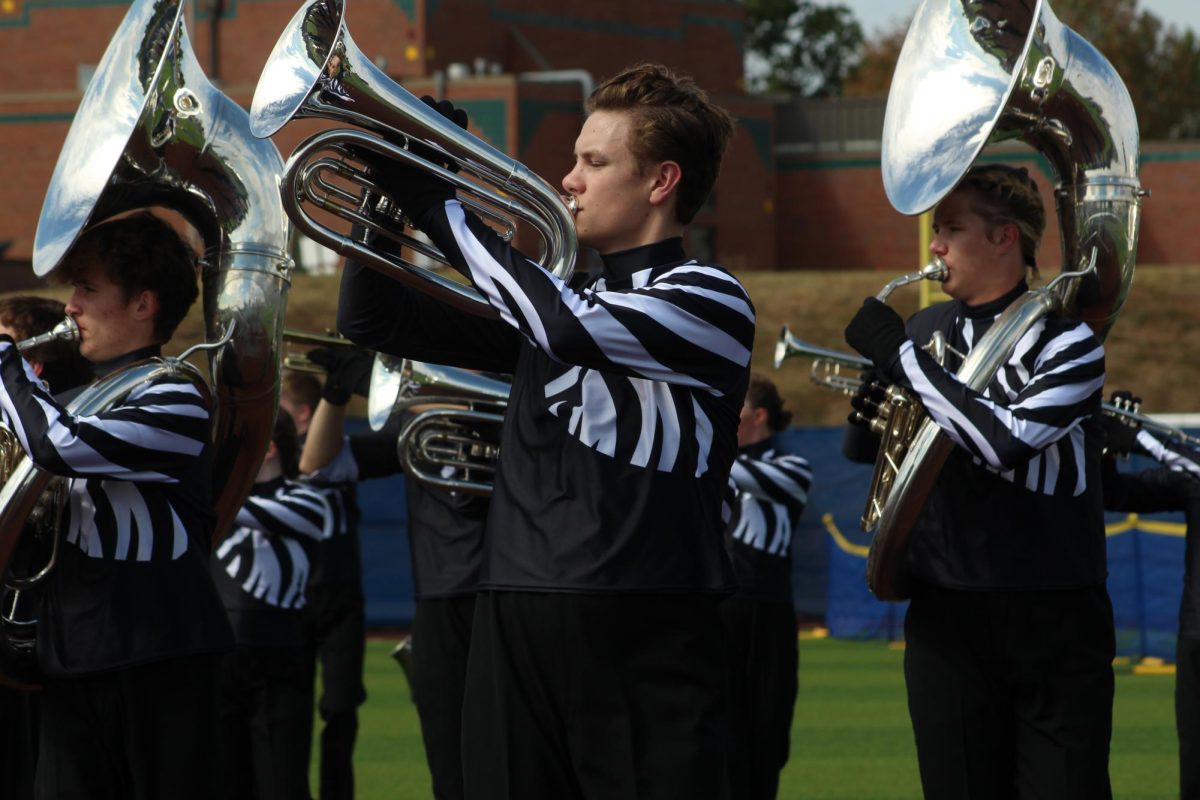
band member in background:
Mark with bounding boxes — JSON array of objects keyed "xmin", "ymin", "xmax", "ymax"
[
  {"xmin": 1099, "ymin": 390, "xmax": 1200, "ymax": 799},
  {"xmin": 0, "ymin": 212, "xmax": 233, "ymax": 799},
  {"xmin": 843, "ymin": 164, "xmax": 1113, "ymax": 798},
  {"xmin": 213, "ymin": 408, "xmax": 331, "ymax": 800},
  {"xmin": 302, "ymin": 345, "xmax": 488, "ymax": 800},
  {"xmin": 0, "ymin": 295, "xmax": 94, "ymax": 800},
  {"xmin": 724, "ymin": 373, "xmax": 813, "ymax": 800},
  {"xmin": 338, "ymin": 62, "xmax": 751, "ymax": 798},
  {"xmin": 279, "ymin": 370, "xmax": 368, "ymax": 800}
]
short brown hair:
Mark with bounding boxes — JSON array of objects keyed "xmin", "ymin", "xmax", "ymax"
[
  {"xmin": 746, "ymin": 373, "xmax": 792, "ymax": 432},
  {"xmin": 587, "ymin": 63, "xmax": 735, "ymax": 224},
  {"xmin": 281, "ymin": 371, "xmax": 321, "ymax": 415},
  {"xmin": 0, "ymin": 295, "xmax": 68, "ymax": 342},
  {"xmin": 56, "ymin": 211, "xmax": 200, "ymax": 343}
]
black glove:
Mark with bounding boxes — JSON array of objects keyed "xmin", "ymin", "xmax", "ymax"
[
  {"xmin": 841, "ymin": 370, "xmax": 885, "ymax": 463},
  {"xmin": 1102, "ymin": 389, "xmax": 1143, "ymax": 457},
  {"xmin": 360, "ymin": 96, "xmax": 469, "ymax": 222},
  {"xmin": 307, "ymin": 346, "xmax": 373, "ymax": 405},
  {"xmin": 844, "ymin": 298, "xmax": 908, "ymax": 377}
]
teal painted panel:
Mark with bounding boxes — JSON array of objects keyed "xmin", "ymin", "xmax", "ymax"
[
  {"xmin": 0, "ymin": 112, "xmax": 75, "ymax": 124},
  {"xmin": 517, "ymin": 99, "xmax": 583, "ymax": 155},
  {"xmin": 458, "ymin": 98, "xmax": 507, "ymax": 153},
  {"xmin": 737, "ymin": 116, "xmax": 771, "ymax": 170},
  {"xmin": 487, "ymin": 7, "xmax": 740, "ymax": 46},
  {"xmin": 391, "ymin": 0, "xmax": 415, "ymax": 19}
]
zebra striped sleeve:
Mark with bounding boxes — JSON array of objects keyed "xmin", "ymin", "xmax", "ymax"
[
  {"xmin": 893, "ymin": 318, "xmax": 1105, "ymax": 472},
  {"xmin": 0, "ymin": 341, "xmax": 210, "ymax": 482},
  {"xmin": 235, "ymin": 483, "xmax": 333, "ymax": 542},
  {"xmin": 423, "ymin": 201, "xmax": 755, "ymax": 396},
  {"xmin": 729, "ymin": 452, "xmax": 813, "ymax": 516}
]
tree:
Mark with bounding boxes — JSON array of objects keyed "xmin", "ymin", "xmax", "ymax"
[
  {"xmin": 839, "ymin": 0, "xmax": 1200, "ymax": 141},
  {"xmin": 742, "ymin": 0, "xmax": 864, "ymax": 97}
]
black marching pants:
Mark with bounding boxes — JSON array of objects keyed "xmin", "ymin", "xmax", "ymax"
[
  {"xmin": 461, "ymin": 591, "xmax": 729, "ymax": 800},
  {"xmin": 217, "ymin": 644, "xmax": 315, "ymax": 800},
  {"xmin": 904, "ymin": 582, "xmax": 1115, "ymax": 800},
  {"xmin": 720, "ymin": 596, "xmax": 798, "ymax": 800},
  {"xmin": 1177, "ymin": 635, "xmax": 1200, "ymax": 799},
  {"xmin": 410, "ymin": 593, "xmax": 477, "ymax": 800},
  {"xmin": 35, "ymin": 654, "xmax": 222, "ymax": 800},
  {"xmin": 305, "ymin": 580, "xmax": 367, "ymax": 800}
]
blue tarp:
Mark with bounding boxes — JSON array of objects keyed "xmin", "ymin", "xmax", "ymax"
[{"xmin": 355, "ymin": 420, "xmax": 1191, "ymax": 660}]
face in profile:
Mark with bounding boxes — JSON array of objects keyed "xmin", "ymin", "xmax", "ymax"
[
  {"xmin": 64, "ymin": 259, "xmax": 151, "ymax": 363},
  {"xmin": 930, "ymin": 188, "xmax": 1021, "ymax": 306},
  {"xmin": 561, "ymin": 109, "xmax": 663, "ymax": 255}
]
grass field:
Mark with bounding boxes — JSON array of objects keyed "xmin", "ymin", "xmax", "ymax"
[{"xmin": 332, "ymin": 635, "xmax": 1178, "ymax": 800}]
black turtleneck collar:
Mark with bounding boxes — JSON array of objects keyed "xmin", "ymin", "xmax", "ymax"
[
  {"xmin": 90, "ymin": 344, "xmax": 162, "ymax": 380},
  {"xmin": 598, "ymin": 237, "xmax": 687, "ymax": 284},
  {"xmin": 738, "ymin": 433, "xmax": 778, "ymax": 458},
  {"xmin": 961, "ymin": 281, "xmax": 1028, "ymax": 319}
]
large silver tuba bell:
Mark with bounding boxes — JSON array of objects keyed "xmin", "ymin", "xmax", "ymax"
[
  {"xmin": 864, "ymin": 0, "xmax": 1143, "ymax": 601},
  {"xmin": 2, "ymin": 0, "xmax": 292, "ymax": 685},
  {"xmin": 249, "ymin": 0, "xmax": 577, "ymax": 317}
]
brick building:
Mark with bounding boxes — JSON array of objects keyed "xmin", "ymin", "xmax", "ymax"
[{"xmin": 1, "ymin": 0, "xmax": 1196, "ymax": 286}]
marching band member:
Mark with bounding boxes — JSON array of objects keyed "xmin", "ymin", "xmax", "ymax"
[
  {"xmin": 301, "ymin": 345, "xmax": 489, "ymax": 800},
  {"xmin": 723, "ymin": 373, "xmax": 812, "ymax": 800},
  {"xmin": 279, "ymin": 369, "xmax": 368, "ymax": 800},
  {"xmin": 0, "ymin": 212, "xmax": 233, "ymax": 799},
  {"xmin": 212, "ymin": 408, "xmax": 332, "ymax": 799},
  {"xmin": 0, "ymin": 295, "xmax": 93, "ymax": 800},
  {"xmin": 338, "ymin": 63, "xmax": 752, "ymax": 798},
  {"xmin": 843, "ymin": 164, "xmax": 1114, "ymax": 798},
  {"xmin": 1100, "ymin": 392, "xmax": 1200, "ymax": 799}
]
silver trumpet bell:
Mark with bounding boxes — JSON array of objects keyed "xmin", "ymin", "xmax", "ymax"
[{"xmin": 250, "ymin": 0, "xmax": 578, "ymax": 317}]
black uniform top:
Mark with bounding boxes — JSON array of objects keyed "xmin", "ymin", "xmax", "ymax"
[
  {"xmin": 0, "ymin": 339, "xmax": 233, "ymax": 675},
  {"xmin": 337, "ymin": 200, "xmax": 755, "ymax": 594},
  {"xmin": 317, "ymin": 412, "xmax": 488, "ymax": 599},
  {"xmin": 211, "ymin": 476, "xmax": 331, "ymax": 646},
  {"xmin": 725, "ymin": 435, "xmax": 813, "ymax": 604},
  {"xmin": 884, "ymin": 282, "xmax": 1108, "ymax": 590},
  {"xmin": 1103, "ymin": 430, "xmax": 1200, "ymax": 639}
]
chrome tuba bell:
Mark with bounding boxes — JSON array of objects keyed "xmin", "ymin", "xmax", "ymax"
[
  {"xmin": 864, "ymin": 0, "xmax": 1143, "ymax": 601},
  {"xmin": 249, "ymin": 0, "xmax": 577, "ymax": 317},
  {"xmin": 1, "ymin": 0, "xmax": 292, "ymax": 685}
]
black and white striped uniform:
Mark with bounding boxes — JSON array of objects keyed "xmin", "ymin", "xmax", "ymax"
[
  {"xmin": 727, "ymin": 437, "xmax": 813, "ymax": 603},
  {"xmin": 339, "ymin": 203, "xmax": 756, "ymax": 593},
  {"xmin": 212, "ymin": 477, "xmax": 332, "ymax": 645},
  {"xmin": 883, "ymin": 282, "xmax": 1114, "ymax": 799},
  {"xmin": 722, "ymin": 434, "xmax": 812, "ymax": 800},
  {"xmin": 338, "ymin": 198, "xmax": 754, "ymax": 798},
  {"xmin": 0, "ymin": 339, "xmax": 232, "ymax": 675},
  {"xmin": 891, "ymin": 282, "xmax": 1108, "ymax": 589}
]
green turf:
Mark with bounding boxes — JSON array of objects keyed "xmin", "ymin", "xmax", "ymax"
[{"xmin": 321, "ymin": 636, "xmax": 1178, "ymax": 799}]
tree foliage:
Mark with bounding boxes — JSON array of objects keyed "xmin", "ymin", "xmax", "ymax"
[
  {"xmin": 742, "ymin": 0, "xmax": 864, "ymax": 97},
  {"xmin": 837, "ymin": 0, "xmax": 1200, "ymax": 141}
]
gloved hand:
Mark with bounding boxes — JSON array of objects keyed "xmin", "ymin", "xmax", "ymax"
[
  {"xmin": 844, "ymin": 298, "xmax": 908, "ymax": 377},
  {"xmin": 307, "ymin": 346, "xmax": 374, "ymax": 405},
  {"xmin": 360, "ymin": 96, "xmax": 469, "ymax": 223},
  {"xmin": 847, "ymin": 369, "xmax": 887, "ymax": 430},
  {"xmin": 1102, "ymin": 389, "xmax": 1143, "ymax": 457},
  {"xmin": 841, "ymin": 370, "xmax": 885, "ymax": 463}
]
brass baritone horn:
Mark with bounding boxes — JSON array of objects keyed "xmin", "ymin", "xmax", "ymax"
[
  {"xmin": 250, "ymin": 0, "xmax": 577, "ymax": 317},
  {"xmin": 390, "ymin": 360, "xmax": 510, "ymax": 497}
]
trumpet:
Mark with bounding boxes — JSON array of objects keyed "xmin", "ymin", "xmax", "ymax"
[
  {"xmin": 774, "ymin": 325, "xmax": 872, "ymax": 395},
  {"xmin": 1103, "ymin": 396, "xmax": 1200, "ymax": 451}
]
